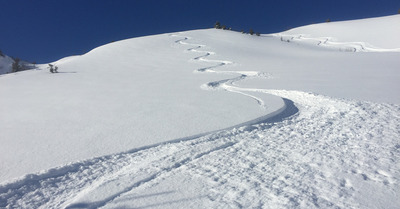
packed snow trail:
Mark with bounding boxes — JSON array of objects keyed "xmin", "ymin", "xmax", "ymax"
[{"xmin": 1, "ymin": 33, "xmax": 399, "ymax": 209}]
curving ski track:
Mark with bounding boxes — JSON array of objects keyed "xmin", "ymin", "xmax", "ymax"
[
  {"xmin": 0, "ymin": 33, "xmax": 399, "ymax": 209},
  {"xmin": 172, "ymin": 34, "xmax": 274, "ymax": 110},
  {"xmin": 275, "ymin": 34, "xmax": 400, "ymax": 52}
]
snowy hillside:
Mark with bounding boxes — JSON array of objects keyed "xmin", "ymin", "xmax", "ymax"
[
  {"xmin": 1, "ymin": 15, "xmax": 399, "ymax": 208},
  {"xmin": 276, "ymin": 15, "xmax": 400, "ymax": 52}
]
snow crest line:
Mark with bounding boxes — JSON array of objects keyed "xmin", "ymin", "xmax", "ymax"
[{"xmin": 171, "ymin": 34, "xmax": 274, "ymax": 110}]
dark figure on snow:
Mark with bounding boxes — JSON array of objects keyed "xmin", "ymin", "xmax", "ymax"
[{"xmin": 48, "ymin": 64, "xmax": 58, "ymax": 73}]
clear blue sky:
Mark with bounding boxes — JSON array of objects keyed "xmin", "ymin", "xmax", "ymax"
[{"xmin": 1, "ymin": 0, "xmax": 399, "ymax": 63}]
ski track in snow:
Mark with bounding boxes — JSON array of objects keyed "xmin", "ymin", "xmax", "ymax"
[
  {"xmin": 172, "ymin": 34, "xmax": 274, "ymax": 109},
  {"xmin": 1, "ymin": 34, "xmax": 399, "ymax": 209},
  {"xmin": 273, "ymin": 34, "xmax": 400, "ymax": 52}
]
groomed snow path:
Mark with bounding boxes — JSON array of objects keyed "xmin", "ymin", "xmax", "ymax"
[{"xmin": 1, "ymin": 90, "xmax": 399, "ymax": 209}]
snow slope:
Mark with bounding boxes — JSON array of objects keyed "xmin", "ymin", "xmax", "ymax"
[
  {"xmin": 275, "ymin": 15, "xmax": 400, "ymax": 52},
  {"xmin": 1, "ymin": 15, "xmax": 400, "ymax": 208},
  {"xmin": 0, "ymin": 30, "xmax": 284, "ymax": 183},
  {"xmin": 2, "ymin": 91, "xmax": 398, "ymax": 209}
]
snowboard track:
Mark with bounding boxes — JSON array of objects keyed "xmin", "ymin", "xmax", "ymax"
[{"xmin": 0, "ymin": 33, "xmax": 399, "ymax": 209}]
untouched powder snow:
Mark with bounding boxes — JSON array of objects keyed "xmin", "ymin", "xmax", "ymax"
[{"xmin": 1, "ymin": 15, "xmax": 400, "ymax": 208}]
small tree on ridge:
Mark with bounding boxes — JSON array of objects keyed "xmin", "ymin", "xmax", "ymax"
[
  {"xmin": 12, "ymin": 58, "xmax": 22, "ymax": 72},
  {"xmin": 214, "ymin": 21, "xmax": 221, "ymax": 29},
  {"xmin": 249, "ymin": 28, "xmax": 254, "ymax": 35}
]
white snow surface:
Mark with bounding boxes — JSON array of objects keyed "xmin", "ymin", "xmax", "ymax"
[
  {"xmin": 1, "ymin": 15, "xmax": 400, "ymax": 208},
  {"xmin": 0, "ymin": 29, "xmax": 284, "ymax": 183},
  {"xmin": 276, "ymin": 15, "xmax": 400, "ymax": 52}
]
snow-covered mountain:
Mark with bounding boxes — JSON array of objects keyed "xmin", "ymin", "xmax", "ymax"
[
  {"xmin": 0, "ymin": 15, "xmax": 399, "ymax": 208},
  {"xmin": 0, "ymin": 53, "xmax": 36, "ymax": 75},
  {"xmin": 0, "ymin": 54, "xmax": 14, "ymax": 74}
]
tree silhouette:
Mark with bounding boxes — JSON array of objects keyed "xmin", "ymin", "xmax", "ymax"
[
  {"xmin": 214, "ymin": 21, "xmax": 221, "ymax": 29},
  {"xmin": 249, "ymin": 28, "xmax": 254, "ymax": 35},
  {"xmin": 12, "ymin": 58, "xmax": 22, "ymax": 72}
]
